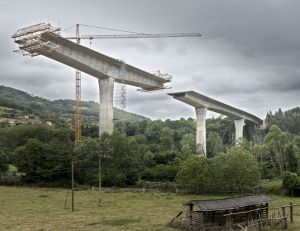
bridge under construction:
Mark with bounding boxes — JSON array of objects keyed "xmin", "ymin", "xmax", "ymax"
[
  {"xmin": 168, "ymin": 91, "xmax": 263, "ymax": 155},
  {"xmin": 12, "ymin": 23, "xmax": 174, "ymax": 135},
  {"xmin": 12, "ymin": 23, "xmax": 263, "ymax": 156}
]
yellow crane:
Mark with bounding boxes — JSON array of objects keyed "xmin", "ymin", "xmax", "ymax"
[{"xmin": 69, "ymin": 24, "xmax": 201, "ymax": 144}]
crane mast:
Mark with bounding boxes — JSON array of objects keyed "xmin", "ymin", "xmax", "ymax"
[{"xmin": 74, "ymin": 24, "xmax": 82, "ymax": 146}]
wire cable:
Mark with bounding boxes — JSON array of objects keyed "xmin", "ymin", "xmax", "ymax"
[
  {"xmin": 79, "ymin": 24, "xmax": 143, "ymax": 34},
  {"xmin": 62, "ymin": 24, "xmax": 76, "ymax": 32}
]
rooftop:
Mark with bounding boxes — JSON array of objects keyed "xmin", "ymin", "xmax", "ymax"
[{"xmin": 181, "ymin": 194, "xmax": 275, "ymax": 211}]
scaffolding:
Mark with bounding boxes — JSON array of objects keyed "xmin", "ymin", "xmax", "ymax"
[{"xmin": 12, "ymin": 23, "xmax": 61, "ymax": 57}]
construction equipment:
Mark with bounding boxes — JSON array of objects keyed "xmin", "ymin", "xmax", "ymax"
[
  {"xmin": 12, "ymin": 23, "xmax": 60, "ymax": 57},
  {"xmin": 65, "ymin": 32, "xmax": 201, "ymax": 40},
  {"xmin": 74, "ymin": 24, "xmax": 82, "ymax": 145},
  {"xmin": 68, "ymin": 25, "xmax": 201, "ymax": 143}
]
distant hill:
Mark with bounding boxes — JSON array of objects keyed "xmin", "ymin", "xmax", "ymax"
[{"xmin": 0, "ymin": 85, "xmax": 150, "ymax": 125}]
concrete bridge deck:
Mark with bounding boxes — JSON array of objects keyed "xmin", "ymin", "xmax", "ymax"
[{"xmin": 168, "ymin": 91, "xmax": 262, "ymax": 124}]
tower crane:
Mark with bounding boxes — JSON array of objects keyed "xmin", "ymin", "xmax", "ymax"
[{"xmin": 68, "ymin": 24, "xmax": 201, "ymax": 144}]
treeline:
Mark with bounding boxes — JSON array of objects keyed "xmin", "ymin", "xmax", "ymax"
[
  {"xmin": 266, "ymin": 107, "xmax": 300, "ymax": 135},
  {"xmin": 0, "ymin": 125, "xmax": 260, "ymax": 193},
  {"xmin": 0, "ymin": 107, "xmax": 300, "ymax": 193}
]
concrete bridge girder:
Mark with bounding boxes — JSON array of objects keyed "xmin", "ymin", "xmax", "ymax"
[{"xmin": 40, "ymin": 32, "xmax": 169, "ymax": 91}]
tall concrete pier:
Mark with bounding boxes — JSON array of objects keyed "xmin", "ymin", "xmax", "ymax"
[
  {"xmin": 195, "ymin": 107, "xmax": 207, "ymax": 154},
  {"xmin": 234, "ymin": 119, "xmax": 245, "ymax": 142},
  {"xmin": 98, "ymin": 78, "xmax": 115, "ymax": 134},
  {"xmin": 168, "ymin": 91, "xmax": 262, "ymax": 156}
]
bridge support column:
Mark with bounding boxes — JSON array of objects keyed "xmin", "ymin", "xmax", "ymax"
[
  {"xmin": 98, "ymin": 77, "xmax": 115, "ymax": 135},
  {"xmin": 234, "ymin": 119, "xmax": 245, "ymax": 142},
  {"xmin": 195, "ymin": 107, "xmax": 207, "ymax": 156}
]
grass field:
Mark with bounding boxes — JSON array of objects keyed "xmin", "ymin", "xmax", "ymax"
[{"xmin": 1, "ymin": 187, "xmax": 300, "ymax": 231}]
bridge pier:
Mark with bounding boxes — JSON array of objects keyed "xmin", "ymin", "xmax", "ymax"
[
  {"xmin": 98, "ymin": 77, "xmax": 115, "ymax": 135},
  {"xmin": 195, "ymin": 107, "xmax": 207, "ymax": 156},
  {"xmin": 234, "ymin": 119, "xmax": 245, "ymax": 142}
]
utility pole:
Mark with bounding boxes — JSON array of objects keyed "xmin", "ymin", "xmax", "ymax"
[
  {"xmin": 98, "ymin": 154, "xmax": 101, "ymax": 207},
  {"xmin": 71, "ymin": 160, "xmax": 74, "ymax": 212}
]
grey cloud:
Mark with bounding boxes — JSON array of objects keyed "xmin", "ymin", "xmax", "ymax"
[
  {"xmin": 1, "ymin": 0, "xmax": 299, "ymax": 121},
  {"xmin": 176, "ymin": 47, "xmax": 188, "ymax": 55}
]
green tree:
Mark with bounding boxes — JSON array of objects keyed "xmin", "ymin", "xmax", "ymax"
[
  {"xmin": 206, "ymin": 115, "xmax": 235, "ymax": 146},
  {"xmin": 264, "ymin": 125, "xmax": 288, "ymax": 176},
  {"xmin": 181, "ymin": 144, "xmax": 194, "ymax": 160},
  {"xmin": 206, "ymin": 132, "xmax": 224, "ymax": 158},
  {"xmin": 74, "ymin": 137, "xmax": 99, "ymax": 185},
  {"xmin": 180, "ymin": 133, "xmax": 196, "ymax": 154},
  {"xmin": 13, "ymin": 139, "xmax": 52, "ymax": 182},
  {"xmin": 284, "ymin": 143, "xmax": 298, "ymax": 173},
  {"xmin": 0, "ymin": 149, "xmax": 9, "ymax": 174},
  {"xmin": 215, "ymin": 147, "xmax": 261, "ymax": 195},
  {"xmin": 141, "ymin": 164, "xmax": 179, "ymax": 182},
  {"xmin": 145, "ymin": 120, "xmax": 164, "ymax": 142},
  {"xmin": 252, "ymin": 144, "xmax": 276, "ymax": 179},
  {"xmin": 176, "ymin": 156, "xmax": 213, "ymax": 193},
  {"xmin": 159, "ymin": 127, "xmax": 174, "ymax": 151},
  {"xmin": 282, "ymin": 171, "xmax": 300, "ymax": 196}
]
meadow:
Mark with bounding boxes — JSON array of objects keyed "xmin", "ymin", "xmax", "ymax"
[{"xmin": 1, "ymin": 186, "xmax": 300, "ymax": 231}]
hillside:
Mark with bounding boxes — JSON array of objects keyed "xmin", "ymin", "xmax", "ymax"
[{"xmin": 0, "ymin": 85, "xmax": 150, "ymax": 126}]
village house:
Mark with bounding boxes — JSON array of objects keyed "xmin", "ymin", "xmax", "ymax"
[{"xmin": 8, "ymin": 119, "xmax": 19, "ymax": 126}]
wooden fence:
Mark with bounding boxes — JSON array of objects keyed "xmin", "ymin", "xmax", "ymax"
[
  {"xmin": 91, "ymin": 186, "xmax": 188, "ymax": 193},
  {"xmin": 169, "ymin": 203, "xmax": 300, "ymax": 231},
  {"xmin": 228, "ymin": 202, "xmax": 300, "ymax": 231}
]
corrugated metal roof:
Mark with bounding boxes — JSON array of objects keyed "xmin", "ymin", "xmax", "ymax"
[{"xmin": 181, "ymin": 194, "xmax": 275, "ymax": 211}]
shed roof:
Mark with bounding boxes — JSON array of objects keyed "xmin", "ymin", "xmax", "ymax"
[{"xmin": 181, "ymin": 194, "xmax": 275, "ymax": 212}]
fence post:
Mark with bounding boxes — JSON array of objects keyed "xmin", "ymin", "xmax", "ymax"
[
  {"xmin": 290, "ymin": 202, "xmax": 293, "ymax": 222},
  {"xmin": 282, "ymin": 207, "xmax": 287, "ymax": 229},
  {"xmin": 226, "ymin": 212, "xmax": 233, "ymax": 231},
  {"xmin": 225, "ymin": 215, "xmax": 229, "ymax": 230}
]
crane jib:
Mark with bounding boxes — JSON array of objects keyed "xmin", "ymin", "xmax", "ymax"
[{"xmin": 64, "ymin": 33, "xmax": 201, "ymax": 40}]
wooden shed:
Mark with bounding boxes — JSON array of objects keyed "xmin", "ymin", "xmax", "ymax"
[{"xmin": 169, "ymin": 194, "xmax": 275, "ymax": 230}]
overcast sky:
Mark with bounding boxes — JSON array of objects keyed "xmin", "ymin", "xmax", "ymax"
[{"xmin": 1, "ymin": 0, "xmax": 299, "ymax": 121}]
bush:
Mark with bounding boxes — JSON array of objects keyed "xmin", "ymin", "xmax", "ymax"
[
  {"xmin": 257, "ymin": 179, "xmax": 285, "ymax": 195},
  {"xmin": 0, "ymin": 172, "xmax": 21, "ymax": 186},
  {"xmin": 282, "ymin": 171, "xmax": 300, "ymax": 196}
]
